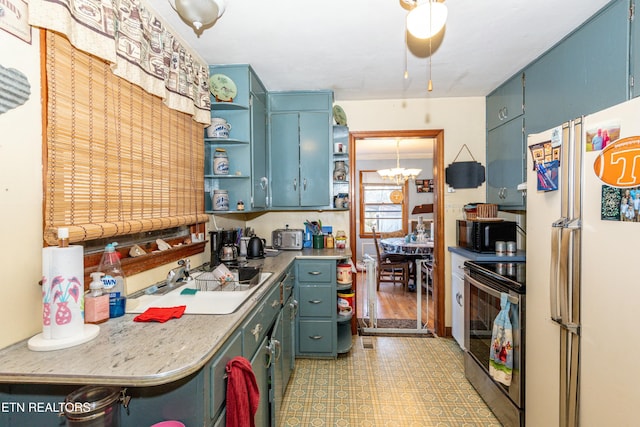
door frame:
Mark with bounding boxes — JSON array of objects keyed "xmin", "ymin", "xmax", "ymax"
[{"xmin": 348, "ymin": 129, "xmax": 445, "ymax": 337}]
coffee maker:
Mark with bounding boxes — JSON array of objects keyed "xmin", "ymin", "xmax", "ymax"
[
  {"xmin": 219, "ymin": 229, "xmax": 238, "ymax": 265},
  {"xmin": 209, "ymin": 230, "xmax": 223, "ymax": 268}
]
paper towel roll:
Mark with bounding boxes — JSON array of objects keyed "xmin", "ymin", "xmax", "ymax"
[{"xmin": 41, "ymin": 246, "xmax": 84, "ymax": 340}]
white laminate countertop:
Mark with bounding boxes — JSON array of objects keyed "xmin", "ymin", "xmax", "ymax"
[{"xmin": 0, "ymin": 248, "xmax": 351, "ymax": 387}]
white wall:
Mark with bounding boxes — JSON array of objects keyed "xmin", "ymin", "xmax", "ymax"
[
  {"xmin": 0, "ymin": 30, "xmax": 44, "ymax": 348},
  {"xmin": 338, "ymin": 97, "xmax": 487, "ymax": 328}
]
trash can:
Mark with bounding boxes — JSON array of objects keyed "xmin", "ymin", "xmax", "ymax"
[{"xmin": 64, "ymin": 385, "xmax": 125, "ymax": 427}]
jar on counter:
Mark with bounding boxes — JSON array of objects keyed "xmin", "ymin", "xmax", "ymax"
[
  {"xmin": 335, "ymin": 230, "xmax": 347, "ymax": 249},
  {"xmin": 213, "ymin": 148, "xmax": 229, "ymax": 175}
]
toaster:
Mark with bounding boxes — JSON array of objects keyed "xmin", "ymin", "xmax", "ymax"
[{"xmin": 272, "ymin": 228, "xmax": 304, "ymax": 250}]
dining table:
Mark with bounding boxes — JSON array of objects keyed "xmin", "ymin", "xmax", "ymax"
[
  {"xmin": 379, "ymin": 237, "xmax": 434, "ymax": 255},
  {"xmin": 378, "ymin": 236, "xmax": 434, "ymax": 326}
]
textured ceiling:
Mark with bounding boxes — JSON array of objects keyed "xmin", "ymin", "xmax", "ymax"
[{"xmin": 149, "ymin": 0, "xmax": 613, "ymax": 101}]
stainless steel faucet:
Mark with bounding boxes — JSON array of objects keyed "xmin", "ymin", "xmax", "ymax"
[{"xmin": 166, "ymin": 259, "xmax": 191, "ymax": 287}]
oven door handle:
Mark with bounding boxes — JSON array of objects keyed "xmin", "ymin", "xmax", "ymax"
[{"xmin": 464, "ymin": 273, "xmax": 519, "ymax": 305}]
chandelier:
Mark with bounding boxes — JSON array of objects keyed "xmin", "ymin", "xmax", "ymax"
[{"xmin": 377, "ymin": 140, "xmax": 422, "ymax": 184}]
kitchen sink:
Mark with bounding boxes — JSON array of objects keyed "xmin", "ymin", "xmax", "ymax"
[{"xmin": 126, "ymin": 272, "xmax": 273, "ymax": 315}]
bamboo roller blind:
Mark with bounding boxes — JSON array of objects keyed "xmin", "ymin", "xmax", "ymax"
[{"xmin": 43, "ymin": 31, "xmax": 208, "ymax": 245}]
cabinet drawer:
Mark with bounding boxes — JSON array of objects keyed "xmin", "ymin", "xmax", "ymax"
[
  {"xmin": 268, "ymin": 91, "xmax": 333, "ymax": 112},
  {"xmin": 298, "ymin": 320, "xmax": 334, "ymax": 354},
  {"xmin": 297, "ymin": 260, "xmax": 334, "ymax": 283},
  {"xmin": 242, "ymin": 284, "xmax": 281, "ymax": 358},
  {"xmin": 450, "ymin": 253, "xmax": 469, "ymax": 278},
  {"xmin": 298, "ymin": 286, "xmax": 333, "ymax": 318},
  {"xmin": 209, "ymin": 331, "xmax": 242, "ymax": 421}
]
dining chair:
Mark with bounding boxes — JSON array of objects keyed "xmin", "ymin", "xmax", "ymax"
[{"xmin": 372, "ymin": 228, "xmax": 410, "ymax": 291}]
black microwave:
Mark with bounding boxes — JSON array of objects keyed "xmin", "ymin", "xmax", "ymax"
[{"xmin": 457, "ymin": 220, "xmax": 517, "ymax": 253}]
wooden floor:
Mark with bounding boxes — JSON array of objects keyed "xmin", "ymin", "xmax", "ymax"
[{"xmin": 355, "ymin": 269, "xmax": 434, "ymax": 330}]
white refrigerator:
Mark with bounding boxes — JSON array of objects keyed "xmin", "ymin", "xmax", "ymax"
[{"xmin": 526, "ymin": 96, "xmax": 640, "ymax": 426}]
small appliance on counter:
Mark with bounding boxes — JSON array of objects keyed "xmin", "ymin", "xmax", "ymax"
[
  {"xmin": 272, "ymin": 226, "xmax": 304, "ymax": 250},
  {"xmin": 456, "ymin": 219, "xmax": 517, "ymax": 253},
  {"xmin": 247, "ymin": 235, "xmax": 266, "ymax": 259}
]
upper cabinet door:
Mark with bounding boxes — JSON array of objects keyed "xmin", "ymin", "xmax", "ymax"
[
  {"xmin": 251, "ymin": 93, "xmax": 268, "ymax": 209},
  {"xmin": 486, "ymin": 117, "xmax": 525, "ymax": 208},
  {"xmin": 299, "ymin": 112, "xmax": 331, "ymax": 207},
  {"xmin": 270, "ymin": 112, "xmax": 301, "ymax": 207},
  {"xmin": 486, "ymin": 73, "xmax": 524, "ymax": 131},
  {"xmin": 525, "ymin": 0, "xmax": 629, "ymax": 134}
]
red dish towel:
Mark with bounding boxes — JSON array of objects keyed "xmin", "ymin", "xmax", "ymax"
[
  {"xmin": 226, "ymin": 356, "xmax": 260, "ymax": 427},
  {"xmin": 133, "ymin": 306, "xmax": 186, "ymax": 323}
]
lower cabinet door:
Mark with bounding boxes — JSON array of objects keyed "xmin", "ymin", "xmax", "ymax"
[
  {"xmin": 451, "ymin": 272, "xmax": 465, "ymax": 350},
  {"xmin": 282, "ymin": 294, "xmax": 296, "ymax": 388},
  {"xmin": 208, "ymin": 331, "xmax": 242, "ymax": 422},
  {"xmin": 250, "ymin": 336, "xmax": 270, "ymax": 427},
  {"xmin": 298, "ymin": 319, "xmax": 334, "ymax": 355}
]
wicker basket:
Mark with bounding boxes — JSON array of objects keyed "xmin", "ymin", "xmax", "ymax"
[{"xmin": 477, "ymin": 203, "xmax": 498, "ymax": 219}]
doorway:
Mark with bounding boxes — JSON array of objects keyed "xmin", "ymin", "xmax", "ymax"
[{"xmin": 348, "ymin": 130, "xmax": 445, "ymax": 337}]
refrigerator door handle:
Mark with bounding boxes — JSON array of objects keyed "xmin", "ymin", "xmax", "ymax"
[
  {"xmin": 558, "ymin": 226, "xmax": 572, "ymax": 325},
  {"xmin": 550, "ymin": 224, "xmax": 561, "ymax": 322}
]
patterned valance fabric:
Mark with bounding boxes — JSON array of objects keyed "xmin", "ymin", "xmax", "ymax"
[{"xmin": 29, "ymin": 0, "xmax": 211, "ymax": 125}]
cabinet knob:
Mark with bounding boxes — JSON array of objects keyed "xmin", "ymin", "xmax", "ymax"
[
  {"xmin": 271, "ymin": 299, "xmax": 280, "ymax": 308},
  {"xmin": 293, "ymin": 178, "xmax": 297, "ymax": 191},
  {"xmin": 456, "ymin": 292, "xmax": 463, "ymax": 307},
  {"xmin": 309, "ymin": 299, "xmax": 323, "ymax": 304},
  {"xmin": 309, "ymin": 335, "xmax": 323, "ymax": 340},
  {"xmin": 303, "ymin": 178, "xmax": 307, "ymax": 191}
]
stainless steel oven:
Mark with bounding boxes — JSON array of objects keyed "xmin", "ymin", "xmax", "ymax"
[{"xmin": 464, "ymin": 261, "xmax": 525, "ymax": 427}]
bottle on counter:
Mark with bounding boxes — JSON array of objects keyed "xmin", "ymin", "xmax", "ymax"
[
  {"xmin": 335, "ymin": 230, "xmax": 347, "ymax": 249},
  {"xmin": 98, "ymin": 243, "xmax": 127, "ymax": 318},
  {"xmin": 326, "ymin": 232, "xmax": 334, "ymax": 249},
  {"xmin": 85, "ymin": 272, "xmax": 109, "ymax": 324}
]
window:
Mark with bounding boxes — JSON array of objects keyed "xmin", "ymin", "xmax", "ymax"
[
  {"xmin": 359, "ymin": 171, "xmax": 408, "ymax": 237},
  {"xmin": 43, "ymin": 31, "xmax": 208, "ymax": 247}
]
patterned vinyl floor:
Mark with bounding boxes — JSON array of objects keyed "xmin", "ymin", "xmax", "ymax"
[{"xmin": 279, "ymin": 336, "xmax": 501, "ymax": 427}]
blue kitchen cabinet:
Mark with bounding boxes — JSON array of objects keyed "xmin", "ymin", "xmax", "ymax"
[
  {"xmin": 268, "ymin": 91, "xmax": 333, "ymax": 209},
  {"xmin": 295, "ymin": 259, "xmax": 337, "ymax": 358},
  {"xmin": 250, "ymin": 72, "xmax": 269, "ymax": 209},
  {"xmin": 206, "ymin": 64, "xmax": 268, "ymax": 213},
  {"xmin": 485, "ymin": 72, "xmax": 526, "ymax": 209},
  {"xmin": 207, "ymin": 330, "xmax": 242, "ymax": 424},
  {"xmin": 486, "ymin": 72, "xmax": 524, "ymax": 131},
  {"xmin": 486, "ymin": 116, "xmax": 526, "ymax": 208},
  {"xmin": 524, "ymin": 0, "xmax": 629, "ymax": 134}
]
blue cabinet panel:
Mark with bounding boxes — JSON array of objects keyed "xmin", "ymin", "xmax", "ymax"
[
  {"xmin": 525, "ymin": 0, "xmax": 629, "ymax": 134},
  {"xmin": 486, "ymin": 117, "xmax": 525, "ymax": 208},
  {"xmin": 270, "ymin": 112, "xmax": 301, "ymax": 207},
  {"xmin": 487, "ymin": 73, "xmax": 524, "ymax": 131}
]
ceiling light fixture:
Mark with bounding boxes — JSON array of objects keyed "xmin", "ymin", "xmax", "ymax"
[
  {"xmin": 169, "ymin": 0, "xmax": 226, "ymax": 31},
  {"xmin": 377, "ymin": 140, "xmax": 422, "ymax": 184},
  {"xmin": 406, "ymin": 0, "xmax": 448, "ymax": 40}
]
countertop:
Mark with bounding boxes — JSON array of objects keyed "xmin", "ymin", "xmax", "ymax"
[
  {"xmin": 448, "ymin": 246, "xmax": 526, "ymax": 262},
  {"xmin": 0, "ymin": 248, "xmax": 350, "ymax": 387}
]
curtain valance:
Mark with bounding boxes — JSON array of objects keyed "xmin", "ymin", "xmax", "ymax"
[{"xmin": 29, "ymin": 0, "xmax": 211, "ymax": 125}]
